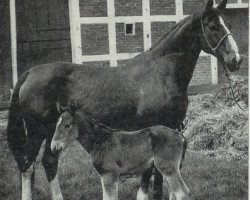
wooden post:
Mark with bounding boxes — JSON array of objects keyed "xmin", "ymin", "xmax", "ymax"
[
  {"xmin": 10, "ymin": 0, "xmax": 18, "ymax": 87},
  {"xmin": 211, "ymin": 55, "xmax": 218, "ymax": 84},
  {"xmin": 142, "ymin": 0, "xmax": 151, "ymax": 51},
  {"xmin": 107, "ymin": 0, "xmax": 117, "ymax": 67},
  {"xmin": 68, "ymin": 0, "xmax": 82, "ymax": 64}
]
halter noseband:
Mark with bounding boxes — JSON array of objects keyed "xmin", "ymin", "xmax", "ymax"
[{"xmin": 201, "ymin": 16, "xmax": 232, "ymax": 53}]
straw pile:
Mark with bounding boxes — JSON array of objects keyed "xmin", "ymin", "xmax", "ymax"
[{"xmin": 184, "ymin": 75, "xmax": 248, "ymax": 159}]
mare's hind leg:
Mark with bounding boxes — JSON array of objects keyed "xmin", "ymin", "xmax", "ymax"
[
  {"xmin": 42, "ymin": 124, "xmax": 63, "ymax": 200},
  {"xmin": 21, "ymin": 120, "xmax": 45, "ymax": 200},
  {"xmin": 137, "ymin": 166, "xmax": 153, "ymax": 200}
]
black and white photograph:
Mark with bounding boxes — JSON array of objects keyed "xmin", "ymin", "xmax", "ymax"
[{"xmin": 0, "ymin": 0, "xmax": 248, "ymax": 199}]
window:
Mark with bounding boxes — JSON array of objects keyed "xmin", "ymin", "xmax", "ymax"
[{"xmin": 125, "ymin": 23, "xmax": 135, "ymax": 35}]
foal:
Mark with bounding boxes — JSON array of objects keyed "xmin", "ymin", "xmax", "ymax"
[{"xmin": 51, "ymin": 111, "xmax": 190, "ymax": 200}]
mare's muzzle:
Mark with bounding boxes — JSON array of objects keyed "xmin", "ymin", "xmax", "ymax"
[
  {"xmin": 224, "ymin": 51, "xmax": 242, "ymax": 72},
  {"xmin": 227, "ymin": 53, "xmax": 243, "ymax": 72}
]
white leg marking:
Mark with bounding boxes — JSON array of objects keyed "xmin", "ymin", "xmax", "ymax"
[
  {"xmin": 136, "ymin": 187, "xmax": 148, "ymax": 200},
  {"xmin": 21, "ymin": 163, "xmax": 34, "ymax": 200},
  {"xmin": 164, "ymin": 172, "xmax": 190, "ymax": 200},
  {"xmin": 50, "ymin": 173, "xmax": 64, "ymax": 200},
  {"xmin": 175, "ymin": 188, "xmax": 186, "ymax": 200},
  {"xmin": 219, "ymin": 16, "xmax": 240, "ymax": 61},
  {"xmin": 23, "ymin": 119, "xmax": 28, "ymax": 136},
  {"xmin": 101, "ymin": 175, "xmax": 118, "ymax": 200}
]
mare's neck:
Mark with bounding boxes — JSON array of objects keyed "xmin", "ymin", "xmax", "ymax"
[{"xmin": 150, "ymin": 14, "xmax": 201, "ymax": 60}]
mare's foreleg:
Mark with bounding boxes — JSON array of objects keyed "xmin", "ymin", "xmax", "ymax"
[
  {"xmin": 42, "ymin": 125, "xmax": 63, "ymax": 200},
  {"xmin": 101, "ymin": 173, "xmax": 119, "ymax": 200},
  {"xmin": 20, "ymin": 121, "xmax": 45, "ymax": 200}
]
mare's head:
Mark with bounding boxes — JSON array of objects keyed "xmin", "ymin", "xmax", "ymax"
[
  {"xmin": 51, "ymin": 111, "xmax": 77, "ymax": 153},
  {"xmin": 199, "ymin": 0, "xmax": 242, "ymax": 71}
]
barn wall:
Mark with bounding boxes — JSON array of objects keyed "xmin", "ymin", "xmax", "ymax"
[
  {"xmin": 74, "ymin": 0, "xmax": 218, "ymax": 86},
  {"xmin": 79, "ymin": 0, "xmax": 107, "ymax": 17},
  {"xmin": 150, "ymin": 0, "xmax": 175, "ymax": 15},
  {"xmin": 81, "ymin": 24, "xmax": 109, "ymax": 55},
  {"xmin": 0, "ymin": 0, "xmax": 12, "ymax": 102},
  {"xmin": 16, "ymin": 0, "xmax": 72, "ymax": 76},
  {"xmin": 115, "ymin": 0, "xmax": 142, "ymax": 16},
  {"xmin": 116, "ymin": 23, "xmax": 144, "ymax": 53}
]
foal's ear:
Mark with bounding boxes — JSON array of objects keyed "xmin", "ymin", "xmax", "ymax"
[
  {"xmin": 206, "ymin": 0, "xmax": 214, "ymax": 11},
  {"xmin": 217, "ymin": 0, "xmax": 227, "ymax": 12}
]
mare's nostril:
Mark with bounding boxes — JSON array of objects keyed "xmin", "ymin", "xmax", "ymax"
[
  {"xmin": 238, "ymin": 57, "xmax": 243, "ymax": 67},
  {"xmin": 231, "ymin": 57, "xmax": 236, "ymax": 66}
]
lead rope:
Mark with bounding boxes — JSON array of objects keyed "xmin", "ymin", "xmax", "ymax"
[{"xmin": 222, "ymin": 64, "xmax": 247, "ymax": 111}]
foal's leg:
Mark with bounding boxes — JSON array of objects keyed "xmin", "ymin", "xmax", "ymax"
[
  {"xmin": 101, "ymin": 173, "xmax": 119, "ymax": 200},
  {"xmin": 42, "ymin": 125, "xmax": 63, "ymax": 200},
  {"xmin": 153, "ymin": 168, "xmax": 163, "ymax": 200},
  {"xmin": 137, "ymin": 166, "xmax": 153, "ymax": 200},
  {"xmin": 154, "ymin": 146, "xmax": 190, "ymax": 199},
  {"xmin": 162, "ymin": 171, "xmax": 190, "ymax": 200}
]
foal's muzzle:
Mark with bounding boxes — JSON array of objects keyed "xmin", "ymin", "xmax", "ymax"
[{"xmin": 51, "ymin": 140, "xmax": 65, "ymax": 153}]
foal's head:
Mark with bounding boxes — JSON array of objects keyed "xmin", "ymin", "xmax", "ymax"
[
  {"xmin": 51, "ymin": 111, "xmax": 77, "ymax": 153},
  {"xmin": 51, "ymin": 111, "xmax": 113, "ymax": 153},
  {"xmin": 199, "ymin": 0, "xmax": 242, "ymax": 71}
]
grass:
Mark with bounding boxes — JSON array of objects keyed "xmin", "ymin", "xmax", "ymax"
[{"xmin": 0, "ymin": 125, "xmax": 248, "ymax": 200}]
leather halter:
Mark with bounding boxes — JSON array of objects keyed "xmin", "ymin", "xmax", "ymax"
[{"xmin": 201, "ymin": 16, "xmax": 232, "ymax": 53}]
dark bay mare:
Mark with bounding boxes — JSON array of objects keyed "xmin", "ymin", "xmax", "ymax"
[
  {"xmin": 7, "ymin": 0, "xmax": 242, "ymax": 199},
  {"xmin": 50, "ymin": 111, "xmax": 190, "ymax": 200}
]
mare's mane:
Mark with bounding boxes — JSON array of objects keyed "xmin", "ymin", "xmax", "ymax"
[{"xmin": 123, "ymin": 12, "xmax": 202, "ymax": 67}]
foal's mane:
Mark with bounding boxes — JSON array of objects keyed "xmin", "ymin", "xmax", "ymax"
[{"xmin": 75, "ymin": 111, "xmax": 117, "ymax": 132}]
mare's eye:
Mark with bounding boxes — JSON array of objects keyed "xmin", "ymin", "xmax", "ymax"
[{"xmin": 210, "ymin": 25, "xmax": 218, "ymax": 31}]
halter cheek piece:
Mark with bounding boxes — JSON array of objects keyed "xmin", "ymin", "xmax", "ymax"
[{"xmin": 201, "ymin": 16, "xmax": 232, "ymax": 53}]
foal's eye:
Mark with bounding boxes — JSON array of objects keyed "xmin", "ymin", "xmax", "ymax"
[{"xmin": 65, "ymin": 124, "xmax": 71, "ymax": 128}]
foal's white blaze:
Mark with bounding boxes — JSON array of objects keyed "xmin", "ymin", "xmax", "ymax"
[
  {"xmin": 56, "ymin": 116, "xmax": 63, "ymax": 128},
  {"xmin": 50, "ymin": 174, "xmax": 64, "ymax": 200},
  {"xmin": 136, "ymin": 187, "xmax": 149, "ymax": 200},
  {"xmin": 21, "ymin": 163, "xmax": 34, "ymax": 200},
  {"xmin": 219, "ymin": 16, "xmax": 240, "ymax": 62}
]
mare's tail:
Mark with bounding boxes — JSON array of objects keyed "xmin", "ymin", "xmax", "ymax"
[
  {"xmin": 7, "ymin": 71, "xmax": 29, "ymax": 172},
  {"xmin": 180, "ymin": 133, "xmax": 187, "ymax": 169}
]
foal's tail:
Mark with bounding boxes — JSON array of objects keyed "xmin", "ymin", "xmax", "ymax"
[{"xmin": 7, "ymin": 71, "xmax": 29, "ymax": 171}]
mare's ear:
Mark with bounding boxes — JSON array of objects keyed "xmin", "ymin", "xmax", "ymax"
[
  {"xmin": 217, "ymin": 0, "xmax": 227, "ymax": 12},
  {"xmin": 206, "ymin": 0, "xmax": 214, "ymax": 11}
]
